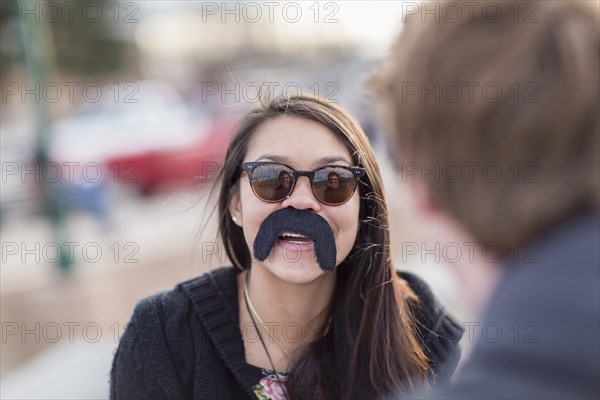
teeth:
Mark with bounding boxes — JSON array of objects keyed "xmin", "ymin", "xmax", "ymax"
[{"xmin": 280, "ymin": 232, "xmax": 308, "ymax": 239}]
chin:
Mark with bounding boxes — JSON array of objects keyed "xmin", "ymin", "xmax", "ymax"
[{"xmin": 266, "ymin": 252, "xmax": 333, "ymax": 285}]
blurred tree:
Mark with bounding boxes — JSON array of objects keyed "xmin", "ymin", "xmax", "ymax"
[
  {"xmin": 49, "ymin": 0, "xmax": 138, "ymax": 78},
  {"xmin": 1, "ymin": 0, "xmax": 138, "ymax": 81},
  {"xmin": 16, "ymin": 0, "xmax": 72, "ymax": 272}
]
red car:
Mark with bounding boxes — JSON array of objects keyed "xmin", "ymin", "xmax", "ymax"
[{"xmin": 106, "ymin": 119, "xmax": 236, "ymax": 195}]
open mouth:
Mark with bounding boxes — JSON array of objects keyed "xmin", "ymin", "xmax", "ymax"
[
  {"xmin": 277, "ymin": 232, "xmax": 315, "ymax": 249},
  {"xmin": 253, "ymin": 208, "xmax": 336, "ymax": 271}
]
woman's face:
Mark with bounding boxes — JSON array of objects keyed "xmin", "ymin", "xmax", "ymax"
[
  {"xmin": 279, "ymin": 172, "xmax": 291, "ymax": 189},
  {"xmin": 230, "ymin": 115, "xmax": 361, "ymax": 284}
]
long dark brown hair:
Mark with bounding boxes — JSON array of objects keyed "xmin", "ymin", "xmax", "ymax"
[{"xmin": 213, "ymin": 95, "xmax": 430, "ymax": 398}]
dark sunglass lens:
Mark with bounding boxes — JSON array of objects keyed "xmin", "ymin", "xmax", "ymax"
[
  {"xmin": 251, "ymin": 164, "xmax": 293, "ymax": 201},
  {"xmin": 313, "ymin": 167, "xmax": 356, "ymax": 205}
]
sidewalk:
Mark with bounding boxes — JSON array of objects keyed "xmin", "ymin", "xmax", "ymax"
[{"xmin": 1, "ymin": 189, "xmax": 216, "ymax": 386}]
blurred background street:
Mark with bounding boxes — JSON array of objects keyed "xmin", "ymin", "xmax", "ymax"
[{"xmin": 1, "ymin": 1, "xmax": 468, "ymax": 398}]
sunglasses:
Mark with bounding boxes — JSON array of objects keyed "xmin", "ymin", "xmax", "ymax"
[{"xmin": 241, "ymin": 162, "xmax": 366, "ymax": 205}]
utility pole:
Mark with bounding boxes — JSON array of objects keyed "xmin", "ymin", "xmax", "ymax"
[{"xmin": 18, "ymin": 0, "xmax": 72, "ymax": 272}]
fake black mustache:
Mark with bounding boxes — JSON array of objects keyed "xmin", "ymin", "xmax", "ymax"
[{"xmin": 253, "ymin": 208, "xmax": 337, "ymax": 272}]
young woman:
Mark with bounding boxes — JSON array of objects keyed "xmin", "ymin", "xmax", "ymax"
[{"xmin": 110, "ymin": 95, "xmax": 463, "ymax": 400}]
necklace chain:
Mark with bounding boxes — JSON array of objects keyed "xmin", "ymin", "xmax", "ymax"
[
  {"xmin": 243, "ymin": 271, "xmax": 290, "ymax": 400},
  {"xmin": 243, "ymin": 273, "xmax": 292, "ymax": 359}
]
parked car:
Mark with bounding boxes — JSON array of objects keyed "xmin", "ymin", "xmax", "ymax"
[
  {"xmin": 48, "ymin": 80, "xmax": 233, "ymax": 195},
  {"xmin": 106, "ymin": 118, "xmax": 235, "ymax": 195}
]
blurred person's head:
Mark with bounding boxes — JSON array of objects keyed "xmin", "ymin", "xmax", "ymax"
[
  {"xmin": 375, "ymin": 0, "xmax": 599, "ymax": 263},
  {"xmin": 327, "ymin": 171, "xmax": 340, "ymax": 189},
  {"xmin": 278, "ymin": 170, "xmax": 291, "ymax": 189},
  {"xmin": 212, "ymin": 94, "xmax": 430, "ymax": 398}
]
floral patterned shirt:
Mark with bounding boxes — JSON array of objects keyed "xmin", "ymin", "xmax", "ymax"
[{"xmin": 248, "ymin": 364, "xmax": 289, "ymax": 400}]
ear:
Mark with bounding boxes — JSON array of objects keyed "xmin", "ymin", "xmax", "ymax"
[
  {"xmin": 406, "ymin": 175, "xmax": 438, "ymax": 215},
  {"xmin": 228, "ymin": 190, "xmax": 243, "ymax": 227}
]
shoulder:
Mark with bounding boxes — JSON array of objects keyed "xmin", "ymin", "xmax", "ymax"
[
  {"xmin": 397, "ymin": 271, "xmax": 440, "ymax": 321},
  {"xmin": 176, "ymin": 265, "xmax": 239, "ymax": 296},
  {"xmin": 129, "ymin": 265, "xmax": 239, "ymax": 357},
  {"xmin": 129, "ymin": 266, "xmax": 239, "ymax": 323},
  {"xmin": 397, "ymin": 270, "xmax": 463, "ymax": 341},
  {"xmin": 397, "ymin": 270, "xmax": 464, "ymax": 384},
  {"xmin": 110, "ymin": 288, "xmax": 193, "ymax": 399},
  {"xmin": 448, "ymin": 217, "xmax": 600, "ymax": 397},
  {"xmin": 421, "ymin": 217, "xmax": 600, "ymax": 398},
  {"xmin": 110, "ymin": 266, "xmax": 239, "ymax": 399}
]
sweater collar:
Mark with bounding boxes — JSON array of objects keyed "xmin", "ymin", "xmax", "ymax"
[{"xmin": 179, "ymin": 266, "xmax": 257, "ymax": 398}]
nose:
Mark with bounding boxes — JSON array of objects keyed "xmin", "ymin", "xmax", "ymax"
[{"xmin": 281, "ymin": 176, "xmax": 321, "ymax": 211}]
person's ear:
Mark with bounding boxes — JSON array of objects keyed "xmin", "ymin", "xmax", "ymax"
[
  {"xmin": 228, "ymin": 190, "xmax": 243, "ymax": 227},
  {"xmin": 406, "ymin": 174, "xmax": 439, "ymax": 215}
]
